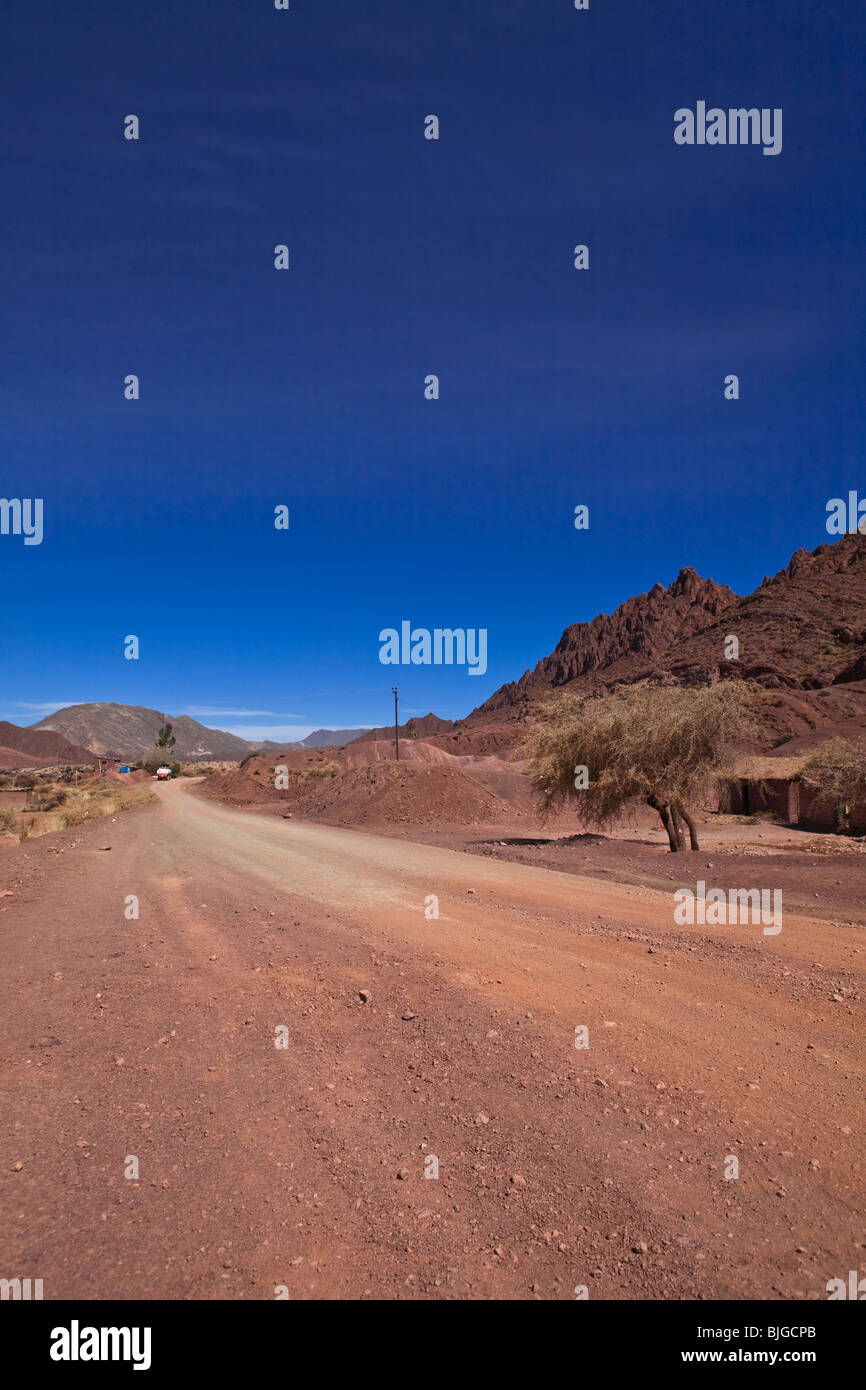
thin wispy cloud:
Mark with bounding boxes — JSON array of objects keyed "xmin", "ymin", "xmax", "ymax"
[
  {"xmin": 183, "ymin": 707, "xmax": 303, "ymax": 719},
  {"xmin": 219, "ymin": 725, "xmax": 319, "ymax": 742},
  {"xmin": 12, "ymin": 701, "xmax": 85, "ymax": 713}
]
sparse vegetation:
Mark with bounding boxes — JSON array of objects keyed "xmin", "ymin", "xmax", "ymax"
[
  {"xmin": 0, "ymin": 779, "xmax": 155, "ymax": 845},
  {"xmin": 524, "ymin": 682, "xmax": 755, "ymax": 851},
  {"xmin": 307, "ymin": 760, "xmax": 340, "ymax": 780},
  {"xmin": 29, "ymin": 789, "xmax": 68, "ymax": 812},
  {"xmin": 280, "ymin": 760, "xmax": 341, "ymax": 785}
]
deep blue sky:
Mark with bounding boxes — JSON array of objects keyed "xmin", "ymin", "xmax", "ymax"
[{"xmin": 1, "ymin": 1, "xmax": 863, "ymax": 740}]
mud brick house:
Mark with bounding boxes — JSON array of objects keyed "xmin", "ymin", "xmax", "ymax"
[
  {"xmin": 722, "ymin": 756, "xmax": 866, "ymax": 833},
  {"xmin": 798, "ymin": 781, "xmax": 866, "ymax": 833},
  {"xmin": 722, "ymin": 757, "xmax": 803, "ymax": 822},
  {"xmin": 96, "ymin": 752, "xmax": 123, "ymax": 777}
]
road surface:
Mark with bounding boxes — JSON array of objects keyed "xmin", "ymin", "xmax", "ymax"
[{"xmin": 1, "ymin": 780, "xmax": 863, "ymax": 1299}]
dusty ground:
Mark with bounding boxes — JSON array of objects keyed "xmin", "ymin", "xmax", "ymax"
[
  {"xmin": 0, "ymin": 781, "xmax": 863, "ymax": 1300},
  {"xmin": 385, "ymin": 818, "xmax": 866, "ymax": 929}
]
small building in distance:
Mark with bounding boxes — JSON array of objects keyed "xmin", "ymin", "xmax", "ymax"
[
  {"xmin": 721, "ymin": 756, "xmax": 804, "ymax": 823},
  {"xmin": 721, "ymin": 754, "xmax": 866, "ymax": 833},
  {"xmin": 96, "ymin": 751, "xmax": 124, "ymax": 778}
]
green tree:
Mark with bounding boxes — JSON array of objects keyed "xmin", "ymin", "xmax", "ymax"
[{"xmin": 157, "ymin": 723, "xmax": 176, "ymax": 753}]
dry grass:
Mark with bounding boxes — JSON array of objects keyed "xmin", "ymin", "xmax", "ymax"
[
  {"xmin": 299, "ymin": 760, "xmax": 341, "ymax": 781},
  {"xmin": 269, "ymin": 761, "xmax": 341, "ymax": 784},
  {"xmin": 0, "ymin": 780, "xmax": 155, "ymax": 845}
]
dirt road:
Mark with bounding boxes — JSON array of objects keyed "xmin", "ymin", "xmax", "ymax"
[{"xmin": 1, "ymin": 781, "xmax": 863, "ymax": 1299}]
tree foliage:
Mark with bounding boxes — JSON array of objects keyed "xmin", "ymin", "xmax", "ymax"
[
  {"xmin": 140, "ymin": 747, "xmax": 179, "ymax": 775},
  {"xmin": 523, "ymin": 682, "xmax": 754, "ymax": 851}
]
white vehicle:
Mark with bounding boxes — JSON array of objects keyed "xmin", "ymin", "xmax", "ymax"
[{"xmin": 154, "ymin": 766, "xmax": 173, "ymax": 780}]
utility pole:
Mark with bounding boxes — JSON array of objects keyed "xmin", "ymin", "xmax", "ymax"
[{"xmin": 392, "ymin": 687, "xmax": 399, "ymax": 761}]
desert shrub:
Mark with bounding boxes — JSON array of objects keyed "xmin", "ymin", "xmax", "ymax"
[
  {"xmin": 295, "ymin": 760, "xmax": 341, "ymax": 782},
  {"xmin": 524, "ymin": 682, "xmax": 755, "ymax": 852},
  {"xmin": 139, "ymin": 749, "xmax": 180, "ymax": 776},
  {"xmin": 0, "ymin": 808, "xmax": 19, "ymax": 833},
  {"xmin": 17, "ymin": 816, "xmax": 35, "ymax": 842}
]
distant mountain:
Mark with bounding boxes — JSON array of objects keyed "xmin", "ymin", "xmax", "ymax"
[
  {"xmin": 293, "ymin": 728, "xmax": 370, "ymax": 749},
  {"xmin": 234, "ymin": 729, "xmax": 371, "ymax": 754},
  {"xmin": 0, "ymin": 720, "xmax": 97, "ymax": 768},
  {"xmin": 355, "ymin": 713, "xmax": 454, "ymax": 743},
  {"xmin": 31, "ymin": 703, "xmax": 252, "ymax": 762},
  {"xmin": 27, "ymin": 705, "xmax": 374, "ymax": 763}
]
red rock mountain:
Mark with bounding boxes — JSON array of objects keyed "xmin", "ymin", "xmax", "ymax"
[
  {"xmin": 474, "ymin": 534, "xmax": 866, "ymax": 720},
  {"xmin": 466, "ymin": 533, "xmax": 866, "ymax": 754},
  {"xmin": 660, "ymin": 533, "xmax": 866, "ymax": 689},
  {"xmin": 0, "ymin": 721, "xmax": 97, "ymax": 768},
  {"xmin": 475, "ymin": 567, "xmax": 738, "ymax": 718}
]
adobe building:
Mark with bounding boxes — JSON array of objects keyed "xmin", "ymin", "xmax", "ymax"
[{"xmin": 721, "ymin": 755, "xmax": 866, "ymax": 833}]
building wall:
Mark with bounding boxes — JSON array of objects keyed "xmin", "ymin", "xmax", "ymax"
[
  {"xmin": 0, "ymin": 788, "xmax": 30, "ymax": 808},
  {"xmin": 723, "ymin": 777, "xmax": 866, "ymax": 832},
  {"xmin": 799, "ymin": 783, "xmax": 866, "ymax": 833},
  {"xmin": 722, "ymin": 778, "xmax": 799, "ymax": 822}
]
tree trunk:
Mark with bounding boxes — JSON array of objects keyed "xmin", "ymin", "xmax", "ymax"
[
  {"xmin": 670, "ymin": 803, "xmax": 687, "ymax": 852},
  {"xmin": 648, "ymin": 796, "xmax": 681, "ymax": 851},
  {"xmin": 674, "ymin": 800, "xmax": 700, "ymax": 850}
]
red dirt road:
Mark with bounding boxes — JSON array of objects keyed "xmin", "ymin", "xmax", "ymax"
[{"xmin": 1, "ymin": 781, "xmax": 863, "ymax": 1300}]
